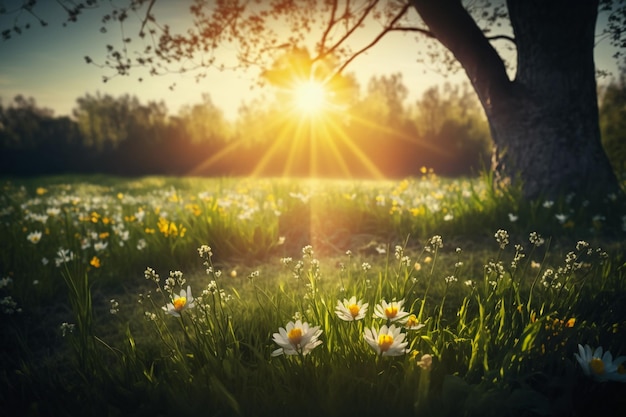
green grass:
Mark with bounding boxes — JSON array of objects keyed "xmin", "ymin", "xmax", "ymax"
[{"xmin": 1, "ymin": 174, "xmax": 625, "ymax": 416}]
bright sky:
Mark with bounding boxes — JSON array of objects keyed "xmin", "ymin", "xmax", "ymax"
[{"xmin": 0, "ymin": 1, "xmax": 621, "ymax": 121}]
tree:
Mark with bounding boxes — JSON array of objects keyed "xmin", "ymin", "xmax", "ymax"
[
  {"xmin": 73, "ymin": 92, "xmax": 168, "ymax": 150},
  {"xmin": 4, "ymin": 0, "xmax": 625, "ymax": 198},
  {"xmin": 412, "ymin": 0, "xmax": 621, "ymax": 198},
  {"xmin": 360, "ymin": 73, "xmax": 409, "ymax": 127},
  {"xmin": 0, "ymin": 96, "xmax": 86, "ymax": 175},
  {"xmin": 599, "ymin": 72, "xmax": 626, "ymax": 175},
  {"xmin": 178, "ymin": 93, "xmax": 232, "ymax": 144},
  {"xmin": 0, "ymin": 95, "xmax": 54, "ymax": 149},
  {"xmin": 412, "ymin": 83, "xmax": 491, "ymax": 175}
]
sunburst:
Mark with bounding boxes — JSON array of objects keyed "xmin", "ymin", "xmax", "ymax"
[
  {"xmin": 291, "ymin": 79, "xmax": 328, "ymax": 115},
  {"xmin": 186, "ymin": 50, "xmax": 417, "ymax": 180}
]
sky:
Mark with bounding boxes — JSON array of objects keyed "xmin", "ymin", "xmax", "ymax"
[{"xmin": 0, "ymin": 1, "xmax": 622, "ymax": 121}]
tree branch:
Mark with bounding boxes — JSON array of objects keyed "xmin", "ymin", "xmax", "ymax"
[
  {"xmin": 390, "ymin": 25, "xmax": 516, "ymax": 46},
  {"xmin": 388, "ymin": 26, "xmax": 434, "ymax": 37},
  {"xmin": 486, "ymin": 33, "xmax": 516, "ymax": 45},
  {"xmin": 410, "ymin": 0, "xmax": 511, "ymax": 111},
  {"xmin": 335, "ymin": 2, "xmax": 411, "ymax": 75},
  {"xmin": 139, "ymin": 0, "xmax": 157, "ymax": 36},
  {"xmin": 319, "ymin": 0, "xmax": 339, "ymax": 54},
  {"xmin": 316, "ymin": 0, "xmax": 381, "ymax": 61}
]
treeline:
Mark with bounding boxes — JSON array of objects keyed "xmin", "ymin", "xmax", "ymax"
[{"xmin": 0, "ymin": 72, "xmax": 623, "ymax": 178}]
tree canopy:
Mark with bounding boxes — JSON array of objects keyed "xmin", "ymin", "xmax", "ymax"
[{"xmin": 3, "ymin": 1, "xmax": 623, "ymax": 80}]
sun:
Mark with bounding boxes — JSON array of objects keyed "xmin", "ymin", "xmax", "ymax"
[
  {"xmin": 187, "ymin": 48, "xmax": 393, "ymax": 179},
  {"xmin": 292, "ymin": 80, "xmax": 328, "ymax": 115}
]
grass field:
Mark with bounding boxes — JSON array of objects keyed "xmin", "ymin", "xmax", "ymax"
[{"xmin": 1, "ymin": 173, "xmax": 625, "ymax": 416}]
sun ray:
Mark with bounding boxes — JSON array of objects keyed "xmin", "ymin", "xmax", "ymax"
[
  {"xmin": 319, "ymin": 116, "xmax": 387, "ymax": 179},
  {"xmin": 250, "ymin": 138, "xmax": 284, "ymax": 176},
  {"xmin": 283, "ymin": 118, "xmax": 310, "ymax": 176},
  {"xmin": 347, "ymin": 112, "xmax": 452, "ymax": 156},
  {"xmin": 330, "ymin": 136, "xmax": 386, "ymax": 179},
  {"xmin": 186, "ymin": 140, "xmax": 243, "ymax": 176},
  {"xmin": 314, "ymin": 119, "xmax": 361, "ymax": 177},
  {"xmin": 188, "ymin": 47, "xmax": 444, "ymax": 180},
  {"xmin": 184, "ymin": 99, "xmax": 428, "ymax": 180}
]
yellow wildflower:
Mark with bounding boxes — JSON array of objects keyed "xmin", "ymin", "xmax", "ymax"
[{"xmin": 90, "ymin": 256, "xmax": 101, "ymax": 268}]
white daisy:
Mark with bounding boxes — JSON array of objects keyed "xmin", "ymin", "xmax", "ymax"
[
  {"xmin": 271, "ymin": 320, "xmax": 323, "ymax": 357},
  {"xmin": 373, "ymin": 299, "xmax": 410, "ymax": 323},
  {"xmin": 162, "ymin": 286, "xmax": 195, "ymax": 317},
  {"xmin": 26, "ymin": 231, "xmax": 42, "ymax": 244},
  {"xmin": 335, "ymin": 296, "xmax": 368, "ymax": 321},
  {"xmin": 364, "ymin": 324, "xmax": 408, "ymax": 357},
  {"xmin": 574, "ymin": 344, "xmax": 626, "ymax": 382}
]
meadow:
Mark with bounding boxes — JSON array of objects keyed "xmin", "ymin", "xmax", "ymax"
[{"xmin": 1, "ymin": 173, "xmax": 625, "ymax": 416}]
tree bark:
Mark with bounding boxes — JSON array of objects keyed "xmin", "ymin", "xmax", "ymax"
[{"xmin": 411, "ymin": 0, "xmax": 620, "ymax": 199}]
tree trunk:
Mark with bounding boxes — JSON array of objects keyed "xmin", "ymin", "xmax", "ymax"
[{"xmin": 411, "ymin": 0, "xmax": 620, "ymax": 199}]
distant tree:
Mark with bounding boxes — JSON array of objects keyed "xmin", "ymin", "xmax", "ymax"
[
  {"xmin": 359, "ymin": 73, "xmax": 409, "ymax": 127},
  {"xmin": 73, "ymin": 93, "xmax": 131, "ymax": 150},
  {"xmin": 73, "ymin": 92, "xmax": 167, "ymax": 150},
  {"xmin": 0, "ymin": 95, "xmax": 54, "ymax": 149},
  {"xmin": 412, "ymin": 83, "xmax": 491, "ymax": 174},
  {"xmin": 178, "ymin": 93, "xmax": 232, "ymax": 144},
  {"xmin": 0, "ymin": 96, "xmax": 84, "ymax": 175},
  {"xmin": 234, "ymin": 98, "xmax": 278, "ymax": 148}
]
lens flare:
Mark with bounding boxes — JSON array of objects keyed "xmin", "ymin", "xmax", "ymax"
[{"xmin": 292, "ymin": 80, "xmax": 327, "ymax": 115}]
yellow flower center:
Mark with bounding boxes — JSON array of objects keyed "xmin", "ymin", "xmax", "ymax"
[
  {"xmin": 384, "ymin": 306, "xmax": 398, "ymax": 318},
  {"xmin": 378, "ymin": 334, "xmax": 394, "ymax": 352},
  {"xmin": 590, "ymin": 358, "xmax": 605, "ymax": 375},
  {"xmin": 618, "ymin": 364, "xmax": 625, "ymax": 375},
  {"xmin": 173, "ymin": 297, "xmax": 187, "ymax": 311},
  {"xmin": 288, "ymin": 328, "xmax": 303, "ymax": 345},
  {"xmin": 348, "ymin": 304, "xmax": 360, "ymax": 318},
  {"xmin": 406, "ymin": 314, "xmax": 418, "ymax": 327}
]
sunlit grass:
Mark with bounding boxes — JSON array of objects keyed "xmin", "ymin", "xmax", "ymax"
[{"xmin": 1, "ymin": 174, "xmax": 625, "ymax": 416}]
